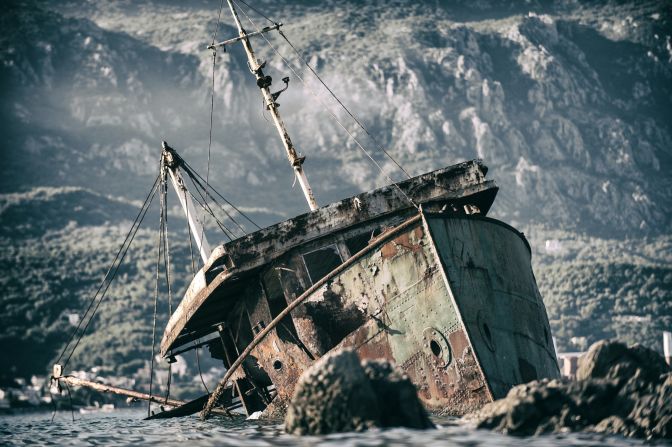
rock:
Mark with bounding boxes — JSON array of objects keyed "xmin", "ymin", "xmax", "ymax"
[
  {"xmin": 285, "ymin": 348, "xmax": 434, "ymax": 435},
  {"xmin": 467, "ymin": 340, "xmax": 671, "ymax": 440},
  {"xmin": 284, "ymin": 348, "xmax": 379, "ymax": 435},
  {"xmin": 576, "ymin": 340, "xmax": 670, "ymax": 383},
  {"xmin": 362, "ymin": 359, "xmax": 434, "ymax": 430}
]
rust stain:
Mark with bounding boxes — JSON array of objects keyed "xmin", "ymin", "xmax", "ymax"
[
  {"xmin": 449, "ymin": 329, "xmax": 470, "ymax": 357},
  {"xmin": 381, "ymin": 242, "xmax": 398, "ymax": 259},
  {"xmin": 251, "ymin": 329, "xmax": 312, "ymax": 405},
  {"xmin": 381, "ymin": 230, "xmax": 424, "ymax": 259}
]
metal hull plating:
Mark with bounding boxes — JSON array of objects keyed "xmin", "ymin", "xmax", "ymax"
[{"xmin": 243, "ymin": 213, "xmax": 560, "ymax": 415}]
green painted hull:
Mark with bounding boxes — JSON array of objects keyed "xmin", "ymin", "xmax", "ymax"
[{"xmin": 314, "ymin": 213, "xmax": 560, "ymax": 414}]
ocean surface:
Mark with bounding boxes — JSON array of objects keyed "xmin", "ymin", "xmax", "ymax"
[{"xmin": 0, "ymin": 409, "xmax": 656, "ymax": 447}]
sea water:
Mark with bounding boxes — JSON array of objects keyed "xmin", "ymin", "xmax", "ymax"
[{"xmin": 0, "ymin": 410, "xmax": 651, "ymax": 446}]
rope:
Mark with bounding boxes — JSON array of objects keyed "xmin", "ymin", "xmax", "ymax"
[
  {"xmin": 278, "ymin": 30, "xmax": 412, "ymax": 180},
  {"xmin": 182, "ymin": 159, "xmax": 262, "ymax": 230},
  {"xmin": 161, "ymin": 178, "xmax": 174, "ymax": 318},
  {"xmin": 206, "ymin": 49, "xmax": 216, "ymax": 192},
  {"xmin": 182, "ymin": 164, "xmax": 248, "ymax": 235},
  {"xmin": 235, "ymin": 0, "xmax": 275, "ymax": 24},
  {"xmin": 210, "ymin": 0, "xmax": 226, "ymax": 46},
  {"xmin": 161, "ymin": 177, "xmax": 174, "ymax": 404},
  {"xmin": 185, "ymin": 196, "xmax": 210, "ymax": 395},
  {"xmin": 202, "ymin": 0, "xmax": 225, "ymax": 254},
  {"xmin": 186, "ymin": 174, "xmax": 237, "ymax": 240},
  {"xmin": 185, "ymin": 190, "xmax": 199, "ymax": 272},
  {"xmin": 49, "ymin": 388, "xmax": 58, "ymax": 423},
  {"xmin": 185, "ymin": 170, "xmax": 245, "ymax": 235},
  {"xmin": 164, "ymin": 362, "xmax": 173, "ymax": 404},
  {"xmin": 64, "ymin": 382, "xmax": 75, "ymax": 422},
  {"xmin": 56, "ymin": 174, "xmax": 160, "ymax": 366},
  {"xmin": 195, "ymin": 345, "xmax": 210, "ymax": 394},
  {"xmin": 60, "ymin": 175, "xmax": 161, "ymax": 371},
  {"xmin": 148, "ymin": 171, "xmax": 166, "ymax": 417},
  {"xmin": 232, "ymin": 1, "xmax": 419, "ymax": 210}
]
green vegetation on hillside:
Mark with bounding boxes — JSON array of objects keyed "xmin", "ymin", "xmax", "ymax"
[
  {"xmin": 539, "ymin": 262, "xmax": 672, "ymax": 353},
  {"xmin": 0, "ymin": 222, "xmax": 192, "ymax": 384},
  {"xmin": 529, "ymin": 227, "xmax": 672, "ymax": 354}
]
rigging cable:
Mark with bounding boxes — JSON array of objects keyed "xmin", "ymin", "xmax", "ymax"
[
  {"xmin": 55, "ymin": 174, "xmax": 160, "ymax": 366},
  {"xmin": 148, "ymin": 168, "xmax": 168, "ymax": 417},
  {"xmin": 184, "ymin": 211, "xmax": 210, "ymax": 395},
  {"xmin": 207, "ymin": 0, "xmax": 226, "ymax": 185},
  {"xmin": 64, "ymin": 382, "xmax": 75, "ymax": 422},
  {"xmin": 185, "ymin": 174, "xmax": 238, "ymax": 240},
  {"xmin": 182, "ymin": 159, "xmax": 262, "ymax": 230},
  {"xmin": 234, "ymin": 0, "xmax": 275, "ymax": 24},
  {"xmin": 232, "ymin": 1, "xmax": 419, "ymax": 210},
  {"xmin": 161, "ymin": 176, "xmax": 174, "ymax": 404},
  {"xmin": 182, "ymin": 164, "xmax": 249, "ymax": 235},
  {"xmin": 195, "ymin": 345, "xmax": 210, "ymax": 394},
  {"xmin": 278, "ymin": 30, "xmax": 412, "ymax": 180},
  {"xmin": 188, "ymin": 188, "xmax": 234, "ymax": 239},
  {"xmin": 185, "ymin": 190, "xmax": 198, "ymax": 279},
  {"xmin": 59, "ymin": 174, "xmax": 161, "ymax": 371},
  {"xmin": 197, "ymin": 0, "xmax": 227, "ymax": 260}
]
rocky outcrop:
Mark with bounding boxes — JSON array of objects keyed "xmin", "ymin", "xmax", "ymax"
[
  {"xmin": 467, "ymin": 340, "xmax": 671, "ymax": 440},
  {"xmin": 285, "ymin": 348, "xmax": 434, "ymax": 435}
]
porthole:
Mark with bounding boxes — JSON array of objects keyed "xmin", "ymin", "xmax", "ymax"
[
  {"xmin": 477, "ymin": 311, "xmax": 496, "ymax": 352},
  {"xmin": 422, "ymin": 327, "xmax": 451, "ymax": 368},
  {"xmin": 273, "ymin": 360, "xmax": 283, "ymax": 370},
  {"xmin": 430, "ymin": 340, "xmax": 442, "ymax": 357},
  {"xmin": 483, "ymin": 323, "xmax": 492, "ymax": 344}
]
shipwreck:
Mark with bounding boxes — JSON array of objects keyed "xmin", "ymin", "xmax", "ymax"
[{"xmin": 52, "ymin": 0, "xmax": 560, "ymax": 420}]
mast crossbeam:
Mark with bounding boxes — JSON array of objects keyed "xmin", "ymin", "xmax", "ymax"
[{"xmin": 207, "ymin": 23, "xmax": 282, "ymax": 50}]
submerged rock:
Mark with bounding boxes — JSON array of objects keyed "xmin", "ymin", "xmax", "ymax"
[
  {"xmin": 467, "ymin": 340, "xmax": 671, "ymax": 440},
  {"xmin": 285, "ymin": 348, "xmax": 434, "ymax": 435}
]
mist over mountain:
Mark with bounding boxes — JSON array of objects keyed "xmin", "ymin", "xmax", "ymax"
[
  {"xmin": 3, "ymin": 0, "xmax": 671, "ymax": 234},
  {"xmin": 1, "ymin": 0, "xmax": 670, "ymax": 382}
]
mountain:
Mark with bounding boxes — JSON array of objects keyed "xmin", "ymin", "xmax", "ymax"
[
  {"xmin": 0, "ymin": 0, "xmax": 670, "ymax": 382},
  {"xmin": 4, "ymin": 0, "xmax": 671, "ymax": 234}
]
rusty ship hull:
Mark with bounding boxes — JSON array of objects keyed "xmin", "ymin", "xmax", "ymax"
[{"xmin": 159, "ymin": 160, "xmax": 560, "ymax": 416}]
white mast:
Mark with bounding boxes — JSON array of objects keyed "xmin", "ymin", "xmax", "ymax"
[
  {"xmin": 222, "ymin": 0, "xmax": 319, "ymax": 211},
  {"xmin": 161, "ymin": 142, "xmax": 212, "ymax": 264}
]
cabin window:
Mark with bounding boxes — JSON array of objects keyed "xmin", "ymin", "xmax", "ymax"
[
  {"xmin": 302, "ymin": 244, "xmax": 343, "ymax": 284},
  {"xmin": 261, "ymin": 268, "xmax": 287, "ymax": 319},
  {"xmin": 345, "ymin": 232, "xmax": 372, "ymax": 256},
  {"xmin": 260, "ymin": 266, "xmax": 304, "ymax": 347}
]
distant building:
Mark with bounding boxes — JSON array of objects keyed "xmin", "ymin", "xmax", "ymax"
[{"xmin": 556, "ymin": 352, "xmax": 583, "ymax": 378}]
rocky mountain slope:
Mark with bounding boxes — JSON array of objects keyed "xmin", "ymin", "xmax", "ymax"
[
  {"xmin": 1, "ymin": 0, "xmax": 670, "ymax": 382},
  {"xmin": 5, "ymin": 0, "xmax": 671, "ymax": 234}
]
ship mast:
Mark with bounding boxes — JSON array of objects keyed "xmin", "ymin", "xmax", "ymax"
[{"xmin": 221, "ymin": 0, "xmax": 319, "ymax": 211}]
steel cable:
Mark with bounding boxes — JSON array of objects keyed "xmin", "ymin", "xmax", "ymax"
[
  {"xmin": 60, "ymin": 175, "xmax": 161, "ymax": 371},
  {"xmin": 181, "ymin": 159, "xmax": 262, "ymax": 230}
]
